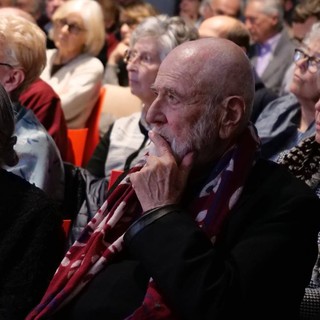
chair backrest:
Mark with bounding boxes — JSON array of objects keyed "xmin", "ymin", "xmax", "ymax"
[
  {"xmin": 82, "ymin": 86, "xmax": 106, "ymax": 167},
  {"xmin": 99, "ymin": 84, "xmax": 142, "ymax": 138},
  {"xmin": 66, "ymin": 128, "xmax": 88, "ymax": 166}
]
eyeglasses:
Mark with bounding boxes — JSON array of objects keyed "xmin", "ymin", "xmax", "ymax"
[
  {"xmin": 0, "ymin": 62, "xmax": 13, "ymax": 68},
  {"xmin": 54, "ymin": 18, "xmax": 86, "ymax": 34},
  {"xmin": 293, "ymin": 48, "xmax": 320, "ymax": 73},
  {"xmin": 124, "ymin": 49, "xmax": 155, "ymax": 67},
  {"xmin": 119, "ymin": 18, "xmax": 138, "ymax": 28}
]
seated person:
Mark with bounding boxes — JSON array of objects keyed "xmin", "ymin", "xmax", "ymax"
[
  {"xmin": 255, "ymin": 22, "xmax": 320, "ymax": 161},
  {"xmin": 27, "ymin": 38, "xmax": 320, "ymax": 320},
  {"xmin": 40, "ymin": 0, "xmax": 106, "ymax": 129},
  {"xmin": 71, "ymin": 15, "xmax": 198, "ymax": 243},
  {"xmin": 0, "ymin": 7, "xmax": 69, "ymax": 161},
  {"xmin": 0, "ymin": 14, "xmax": 65, "ymax": 204},
  {"xmin": 103, "ymin": 0, "xmax": 158, "ymax": 86},
  {"xmin": 0, "ymin": 82, "xmax": 64, "ymax": 319}
]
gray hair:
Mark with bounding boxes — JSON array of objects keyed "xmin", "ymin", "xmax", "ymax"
[
  {"xmin": 130, "ymin": 14, "xmax": 199, "ymax": 62},
  {"xmin": 246, "ymin": 0, "xmax": 284, "ymax": 30}
]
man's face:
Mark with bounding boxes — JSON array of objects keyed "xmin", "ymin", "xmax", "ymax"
[
  {"xmin": 146, "ymin": 52, "xmax": 219, "ymax": 163},
  {"xmin": 244, "ymin": 1, "xmax": 278, "ymax": 43},
  {"xmin": 209, "ymin": 0, "xmax": 240, "ymax": 18}
]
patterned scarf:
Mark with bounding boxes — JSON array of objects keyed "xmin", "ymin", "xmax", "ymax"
[
  {"xmin": 278, "ymin": 135, "xmax": 320, "ymax": 190},
  {"xmin": 26, "ymin": 124, "xmax": 260, "ymax": 320}
]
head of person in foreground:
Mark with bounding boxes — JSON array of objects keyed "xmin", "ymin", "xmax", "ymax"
[{"xmin": 147, "ymin": 37, "xmax": 254, "ymax": 167}]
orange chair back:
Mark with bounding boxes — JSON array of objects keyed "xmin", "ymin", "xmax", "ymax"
[
  {"xmin": 66, "ymin": 128, "xmax": 88, "ymax": 166},
  {"xmin": 82, "ymin": 86, "xmax": 106, "ymax": 167}
]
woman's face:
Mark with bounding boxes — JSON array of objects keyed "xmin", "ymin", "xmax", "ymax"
[
  {"xmin": 53, "ymin": 13, "xmax": 87, "ymax": 56},
  {"xmin": 126, "ymin": 37, "xmax": 162, "ymax": 106},
  {"xmin": 119, "ymin": 12, "xmax": 139, "ymax": 45},
  {"xmin": 290, "ymin": 39, "xmax": 320, "ymax": 103}
]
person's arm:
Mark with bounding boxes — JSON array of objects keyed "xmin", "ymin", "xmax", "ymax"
[
  {"xmin": 103, "ymin": 42, "xmax": 128, "ymax": 85},
  {"xmin": 124, "ymin": 194, "xmax": 320, "ymax": 319}
]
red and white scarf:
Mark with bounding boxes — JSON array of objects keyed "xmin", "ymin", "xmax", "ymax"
[{"xmin": 26, "ymin": 124, "xmax": 260, "ymax": 320}]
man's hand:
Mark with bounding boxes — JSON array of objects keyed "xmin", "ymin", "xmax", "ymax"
[{"xmin": 130, "ymin": 130, "xmax": 194, "ymax": 212}]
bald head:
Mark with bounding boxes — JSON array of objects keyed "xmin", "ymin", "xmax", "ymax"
[
  {"xmin": 157, "ymin": 38, "xmax": 254, "ymax": 119},
  {"xmin": 198, "ymin": 15, "xmax": 250, "ymax": 51}
]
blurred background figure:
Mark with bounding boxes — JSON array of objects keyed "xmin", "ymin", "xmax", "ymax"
[
  {"xmin": 42, "ymin": 0, "xmax": 67, "ymax": 48},
  {"xmin": 96, "ymin": 0, "xmax": 120, "ymax": 64},
  {"xmin": 280, "ymin": 0, "xmax": 320, "ymax": 95},
  {"xmin": 201, "ymin": 0, "xmax": 242, "ymax": 19},
  {"xmin": 0, "ymin": 82, "xmax": 64, "ymax": 320},
  {"xmin": 41, "ymin": 0, "xmax": 105, "ymax": 129},
  {"xmin": 104, "ymin": 0, "xmax": 158, "ymax": 86},
  {"xmin": 245, "ymin": 0, "xmax": 295, "ymax": 95},
  {"xmin": 0, "ymin": 6, "xmax": 69, "ymax": 161},
  {"xmin": 198, "ymin": 14, "xmax": 278, "ymax": 122},
  {"xmin": 0, "ymin": 13, "xmax": 65, "ymax": 204},
  {"xmin": 255, "ymin": 22, "xmax": 320, "ymax": 161},
  {"xmin": 179, "ymin": 0, "xmax": 203, "ymax": 28}
]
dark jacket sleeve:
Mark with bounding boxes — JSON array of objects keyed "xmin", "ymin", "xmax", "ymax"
[
  {"xmin": 0, "ymin": 186, "xmax": 64, "ymax": 319},
  {"xmin": 124, "ymin": 165, "xmax": 320, "ymax": 320}
]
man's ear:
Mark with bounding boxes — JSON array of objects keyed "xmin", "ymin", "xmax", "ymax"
[
  {"xmin": 1, "ymin": 69, "xmax": 25, "ymax": 94},
  {"xmin": 219, "ymin": 96, "xmax": 245, "ymax": 140}
]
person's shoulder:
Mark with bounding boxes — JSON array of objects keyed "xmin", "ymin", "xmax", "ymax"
[
  {"xmin": 73, "ymin": 53, "xmax": 104, "ymax": 70},
  {"xmin": 255, "ymin": 93, "xmax": 299, "ymax": 124},
  {"xmin": 249, "ymin": 158, "xmax": 318, "ymax": 197},
  {"xmin": 22, "ymin": 78, "xmax": 59, "ymax": 99},
  {"xmin": 0, "ymin": 168, "xmax": 46, "ymax": 197}
]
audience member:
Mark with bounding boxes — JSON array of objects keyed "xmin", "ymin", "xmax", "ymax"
[
  {"xmin": 103, "ymin": 0, "xmax": 158, "ymax": 86},
  {"xmin": 0, "ymin": 82, "xmax": 64, "ymax": 319},
  {"xmin": 27, "ymin": 37, "xmax": 320, "ymax": 320},
  {"xmin": 96, "ymin": 0, "xmax": 120, "ymax": 62},
  {"xmin": 13, "ymin": 0, "xmax": 49, "ymax": 28},
  {"xmin": 43, "ymin": 0, "xmax": 67, "ymax": 48},
  {"xmin": 204, "ymin": 0, "xmax": 242, "ymax": 19},
  {"xmin": 280, "ymin": 0, "xmax": 320, "ymax": 95},
  {"xmin": 245, "ymin": 0, "xmax": 295, "ymax": 94},
  {"xmin": 71, "ymin": 14, "xmax": 199, "ymax": 244},
  {"xmin": 0, "ymin": 6, "xmax": 68, "ymax": 160},
  {"xmin": 198, "ymin": 14, "xmax": 278, "ymax": 122},
  {"xmin": 0, "ymin": 14, "xmax": 64, "ymax": 203},
  {"xmin": 179, "ymin": 0, "xmax": 203, "ymax": 28},
  {"xmin": 255, "ymin": 22, "xmax": 320, "ymax": 161},
  {"xmin": 40, "ymin": 0, "xmax": 105, "ymax": 129}
]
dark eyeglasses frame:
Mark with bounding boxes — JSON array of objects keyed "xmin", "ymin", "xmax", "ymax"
[
  {"xmin": 293, "ymin": 48, "xmax": 320, "ymax": 73},
  {"xmin": 54, "ymin": 18, "xmax": 86, "ymax": 34},
  {"xmin": 0, "ymin": 62, "xmax": 13, "ymax": 68}
]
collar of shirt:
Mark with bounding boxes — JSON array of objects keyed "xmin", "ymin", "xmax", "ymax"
[{"xmin": 258, "ymin": 32, "xmax": 282, "ymax": 57}]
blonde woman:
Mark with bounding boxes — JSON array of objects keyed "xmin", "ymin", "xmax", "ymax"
[{"xmin": 41, "ymin": 0, "xmax": 105, "ymax": 128}]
